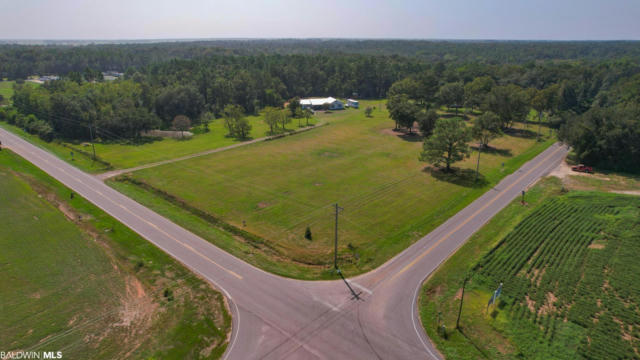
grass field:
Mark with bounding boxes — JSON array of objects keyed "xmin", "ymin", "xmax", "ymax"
[
  {"xmin": 0, "ymin": 150, "xmax": 230, "ymax": 359},
  {"xmin": 420, "ymin": 180, "xmax": 640, "ymax": 359},
  {"xmin": 1, "ymin": 112, "xmax": 318, "ymax": 172},
  {"xmin": 0, "ymin": 80, "xmax": 14, "ymax": 105},
  {"xmin": 90, "ymin": 114, "xmax": 318, "ymax": 169},
  {"xmin": 110, "ymin": 102, "xmax": 554, "ymax": 279}
]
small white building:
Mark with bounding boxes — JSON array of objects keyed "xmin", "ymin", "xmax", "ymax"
[
  {"xmin": 40, "ymin": 75, "xmax": 59, "ymax": 81},
  {"xmin": 346, "ymin": 99, "xmax": 359, "ymax": 108},
  {"xmin": 102, "ymin": 71, "xmax": 124, "ymax": 81},
  {"xmin": 300, "ymin": 97, "xmax": 344, "ymax": 110}
]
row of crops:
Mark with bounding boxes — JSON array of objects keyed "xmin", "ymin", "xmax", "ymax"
[{"xmin": 471, "ymin": 193, "xmax": 640, "ymax": 359}]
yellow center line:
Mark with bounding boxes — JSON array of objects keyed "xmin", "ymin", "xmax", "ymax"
[
  {"xmin": 388, "ymin": 145, "xmax": 563, "ymax": 283},
  {"xmin": 23, "ymin": 147, "xmax": 243, "ymax": 280}
]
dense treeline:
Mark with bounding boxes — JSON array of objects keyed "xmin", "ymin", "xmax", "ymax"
[
  {"xmin": 143, "ymin": 54, "xmax": 425, "ymax": 112},
  {"xmin": 559, "ymin": 75, "xmax": 640, "ymax": 172},
  {"xmin": 2, "ymin": 40, "xmax": 640, "ymax": 79},
  {"xmin": 3, "ymin": 80, "xmax": 158, "ymax": 141}
]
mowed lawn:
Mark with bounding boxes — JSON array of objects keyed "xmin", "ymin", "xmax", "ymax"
[
  {"xmin": 90, "ymin": 113, "xmax": 317, "ymax": 169},
  {"xmin": 0, "ymin": 150, "xmax": 230, "ymax": 359},
  {"xmin": 116, "ymin": 102, "xmax": 554, "ymax": 278}
]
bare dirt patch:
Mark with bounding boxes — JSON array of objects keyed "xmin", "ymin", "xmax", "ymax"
[
  {"xmin": 257, "ymin": 202, "xmax": 271, "ymax": 209},
  {"xmin": 57, "ymin": 201, "xmax": 78, "ymax": 221},
  {"xmin": 611, "ymin": 190, "xmax": 640, "ymax": 196},
  {"xmin": 116, "ymin": 275, "xmax": 157, "ymax": 328},
  {"xmin": 454, "ymin": 287, "xmax": 463, "ymax": 300},
  {"xmin": 549, "ymin": 160, "xmax": 610, "ymax": 181},
  {"xmin": 549, "ymin": 161, "xmax": 578, "ymax": 180},
  {"xmin": 589, "ymin": 242, "xmax": 606, "ymax": 249},
  {"xmin": 539, "ymin": 292, "xmax": 558, "ymax": 316},
  {"xmin": 525, "ymin": 295, "xmax": 536, "ymax": 313}
]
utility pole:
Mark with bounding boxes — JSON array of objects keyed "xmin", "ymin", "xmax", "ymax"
[
  {"xmin": 88, "ymin": 121, "xmax": 97, "ymax": 161},
  {"xmin": 537, "ymin": 111, "xmax": 543, "ymax": 142},
  {"xmin": 334, "ymin": 203, "xmax": 343, "ymax": 270},
  {"xmin": 456, "ymin": 276, "xmax": 468, "ymax": 330},
  {"xmin": 475, "ymin": 143, "xmax": 482, "ymax": 182}
]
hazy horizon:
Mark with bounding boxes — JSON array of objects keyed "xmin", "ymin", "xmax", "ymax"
[
  {"xmin": 2, "ymin": 38, "xmax": 640, "ymax": 43},
  {"xmin": 1, "ymin": 0, "xmax": 639, "ymax": 41}
]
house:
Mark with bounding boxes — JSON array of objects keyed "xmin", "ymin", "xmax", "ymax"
[
  {"xmin": 26, "ymin": 75, "xmax": 59, "ymax": 84},
  {"xmin": 39, "ymin": 75, "xmax": 59, "ymax": 82},
  {"xmin": 300, "ymin": 97, "xmax": 344, "ymax": 110},
  {"xmin": 346, "ymin": 99, "xmax": 359, "ymax": 108}
]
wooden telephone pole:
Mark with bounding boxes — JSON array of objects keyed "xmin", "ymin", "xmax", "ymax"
[{"xmin": 334, "ymin": 203, "xmax": 343, "ymax": 270}]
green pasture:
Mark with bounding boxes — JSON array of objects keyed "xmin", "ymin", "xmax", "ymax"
[
  {"xmin": 0, "ymin": 150, "xmax": 230, "ymax": 359},
  {"xmin": 112, "ymin": 102, "xmax": 554, "ymax": 279},
  {"xmin": 90, "ymin": 113, "xmax": 318, "ymax": 169}
]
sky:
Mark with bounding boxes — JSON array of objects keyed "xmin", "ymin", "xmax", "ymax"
[{"xmin": 1, "ymin": 0, "xmax": 639, "ymax": 41}]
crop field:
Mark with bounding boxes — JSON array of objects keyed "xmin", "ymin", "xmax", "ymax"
[
  {"xmin": 422, "ymin": 189, "xmax": 640, "ymax": 359},
  {"xmin": 0, "ymin": 150, "xmax": 230, "ymax": 359},
  {"xmin": 110, "ymin": 102, "xmax": 554, "ymax": 278}
]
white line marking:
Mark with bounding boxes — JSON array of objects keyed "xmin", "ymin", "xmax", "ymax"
[
  {"xmin": 311, "ymin": 293, "xmax": 341, "ymax": 312},
  {"xmin": 412, "ymin": 280, "xmax": 440, "ymax": 359},
  {"xmin": 347, "ymin": 280, "xmax": 373, "ymax": 295}
]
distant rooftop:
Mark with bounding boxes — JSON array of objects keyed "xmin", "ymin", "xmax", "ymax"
[{"xmin": 300, "ymin": 97, "xmax": 338, "ymax": 106}]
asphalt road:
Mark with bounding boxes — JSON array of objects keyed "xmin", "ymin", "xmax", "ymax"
[{"xmin": 1, "ymin": 127, "xmax": 567, "ymax": 359}]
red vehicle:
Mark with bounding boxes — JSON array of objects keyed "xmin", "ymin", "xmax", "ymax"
[{"xmin": 571, "ymin": 164, "xmax": 593, "ymax": 173}]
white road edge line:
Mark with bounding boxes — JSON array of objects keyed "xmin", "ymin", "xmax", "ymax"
[
  {"xmin": 412, "ymin": 280, "xmax": 440, "ymax": 359},
  {"xmin": 346, "ymin": 280, "xmax": 373, "ymax": 295}
]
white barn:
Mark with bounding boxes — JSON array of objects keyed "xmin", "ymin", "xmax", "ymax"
[{"xmin": 300, "ymin": 97, "xmax": 344, "ymax": 110}]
